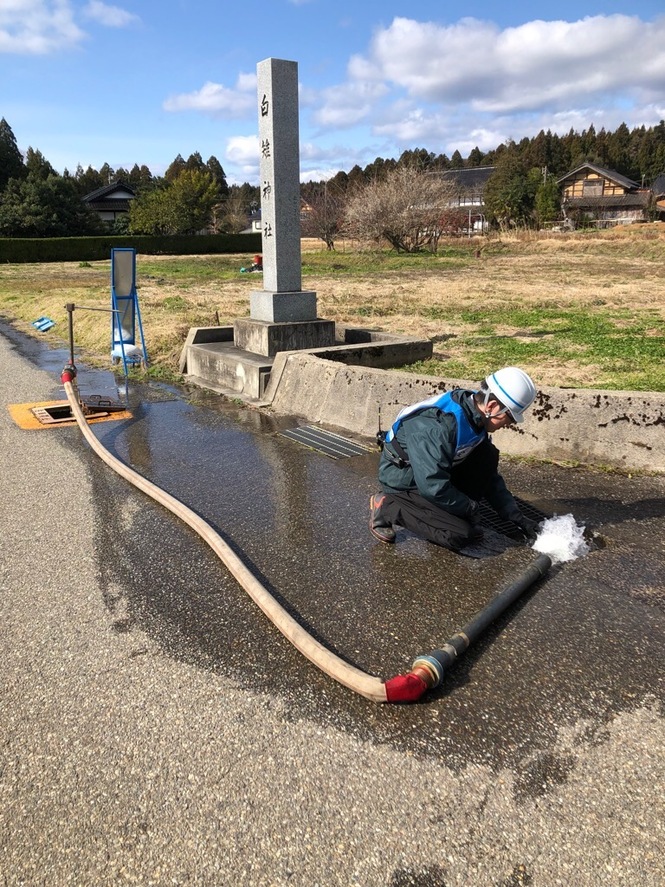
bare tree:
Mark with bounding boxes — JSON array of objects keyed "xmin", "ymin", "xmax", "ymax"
[
  {"xmin": 216, "ymin": 194, "xmax": 250, "ymax": 234},
  {"xmin": 343, "ymin": 167, "xmax": 456, "ymax": 252},
  {"xmin": 300, "ymin": 181, "xmax": 346, "ymax": 249}
]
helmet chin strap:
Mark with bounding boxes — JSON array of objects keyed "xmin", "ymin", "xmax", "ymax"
[
  {"xmin": 483, "ymin": 392, "xmax": 512, "ymax": 420},
  {"xmin": 477, "ymin": 389, "xmax": 512, "ymax": 421}
]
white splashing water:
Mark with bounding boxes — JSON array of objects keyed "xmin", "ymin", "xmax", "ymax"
[{"xmin": 532, "ymin": 514, "xmax": 590, "ymax": 564}]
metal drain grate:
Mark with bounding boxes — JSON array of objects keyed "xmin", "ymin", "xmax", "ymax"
[
  {"xmin": 478, "ymin": 497, "xmax": 550, "ymax": 539},
  {"xmin": 280, "ymin": 425, "xmax": 372, "ymax": 459}
]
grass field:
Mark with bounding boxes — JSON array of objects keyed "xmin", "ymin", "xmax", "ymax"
[{"xmin": 1, "ymin": 225, "xmax": 664, "ymax": 391}]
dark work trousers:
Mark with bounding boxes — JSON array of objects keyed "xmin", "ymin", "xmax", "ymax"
[{"xmin": 379, "ymin": 437, "xmax": 501, "ymax": 550}]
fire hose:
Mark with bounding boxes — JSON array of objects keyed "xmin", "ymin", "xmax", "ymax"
[{"xmin": 61, "ymin": 362, "xmax": 551, "ymax": 704}]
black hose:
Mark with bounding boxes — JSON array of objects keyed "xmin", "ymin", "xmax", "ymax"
[{"xmin": 407, "ymin": 553, "xmax": 552, "ymax": 692}]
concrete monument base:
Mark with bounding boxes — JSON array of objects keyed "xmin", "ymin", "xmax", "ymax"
[
  {"xmin": 250, "ymin": 290, "xmax": 318, "ymax": 323},
  {"xmin": 234, "ymin": 317, "xmax": 335, "ymax": 357},
  {"xmin": 180, "ymin": 323, "xmax": 433, "ymax": 403}
]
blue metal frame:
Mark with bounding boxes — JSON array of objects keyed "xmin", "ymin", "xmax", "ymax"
[{"xmin": 110, "ymin": 248, "xmax": 148, "ymax": 375}]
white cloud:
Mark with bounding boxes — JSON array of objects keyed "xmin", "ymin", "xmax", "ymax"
[
  {"xmin": 225, "ymin": 134, "xmax": 259, "ymax": 176},
  {"xmin": 356, "ymin": 15, "xmax": 665, "ymax": 113},
  {"xmin": 163, "ymin": 74, "xmax": 257, "ymax": 118},
  {"xmin": 299, "ymin": 142, "xmax": 366, "ymax": 183},
  {"xmin": 0, "ymin": 0, "xmax": 85, "ymax": 54},
  {"xmin": 307, "ymin": 13, "xmax": 665, "ymax": 158},
  {"xmin": 82, "ymin": 1, "xmax": 140, "ymax": 28},
  {"xmin": 312, "ymin": 78, "xmax": 389, "ymax": 128}
]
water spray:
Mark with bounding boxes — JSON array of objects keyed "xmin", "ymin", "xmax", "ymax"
[{"xmin": 533, "ymin": 514, "xmax": 590, "ymax": 564}]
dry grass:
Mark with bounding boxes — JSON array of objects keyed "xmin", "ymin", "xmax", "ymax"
[{"xmin": 1, "ymin": 225, "xmax": 664, "ymax": 389}]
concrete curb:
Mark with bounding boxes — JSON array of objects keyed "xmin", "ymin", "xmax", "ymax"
[{"xmin": 262, "ymin": 352, "xmax": 665, "ymax": 473}]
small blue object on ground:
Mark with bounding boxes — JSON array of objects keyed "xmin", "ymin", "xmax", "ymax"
[{"xmin": 32, "ymin": 317, "xmax": 55, "ymax": 332}]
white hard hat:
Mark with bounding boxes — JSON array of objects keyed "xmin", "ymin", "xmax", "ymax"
[{"xmin": 485, "ymin": 367, "xmax": 537, "ymax": 424}]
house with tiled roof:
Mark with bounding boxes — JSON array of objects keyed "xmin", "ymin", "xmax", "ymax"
[
  {"xmin": 557, "ymin": 163, "xmax": 651, "ymax": 227},
  {"xmin": 82, "ymin": 181, "xmax": 136, "ymax": 223},
  {"xmin": 438, "ymin": 166, "xmax": 495, "ymax": 207},
  {"xmin": 435, "ymin": 166, "xmax": 494, "ymax": 232}
]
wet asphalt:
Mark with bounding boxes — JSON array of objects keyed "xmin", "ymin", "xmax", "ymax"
[{"xmin": 1, "ymin": 320, "xmax": 664, "ymax": 887}]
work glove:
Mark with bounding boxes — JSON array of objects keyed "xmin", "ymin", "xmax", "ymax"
[
  {"xmin": 512, "ymin": 514, "xmax": 540, "ymax": 544},
  {"xmin": 467, "ymin": 503, "xmax": 484, "ymax": 542}
]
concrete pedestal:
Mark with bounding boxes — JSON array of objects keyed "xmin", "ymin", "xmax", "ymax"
[
  {"xmin": 234, "ymin": 317, "xmax": 335, "ymax": 358},
  {"xmin": 250, "ymin": 290, "xmax": 318, "ymax": 323}
]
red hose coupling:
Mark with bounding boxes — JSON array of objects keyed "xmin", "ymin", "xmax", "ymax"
[
  {"xmin": 61, "ymin": 364, "xmax": 77, "ymax": 383},
  {"xmin": 384, "ymin": 671, "xmax": 429, "ymax": 704}
]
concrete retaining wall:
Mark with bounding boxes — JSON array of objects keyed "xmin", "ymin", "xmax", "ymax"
[{"xmin": 262, "ymin": 352, "xmax": 665, "ymax": 473}]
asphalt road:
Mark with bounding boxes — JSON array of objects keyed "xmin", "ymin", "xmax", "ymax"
[{"xmin": 1, "ymin": 324, "xmax": 663, "ymax": 887}]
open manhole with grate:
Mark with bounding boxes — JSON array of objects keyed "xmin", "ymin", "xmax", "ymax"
[
  {"xmin": 31, "ymin": 403, "xmax": 109, "ymax": 425},
  {"xmin": 8, "ymin": 397, "xmax": 131, "ymax": 430}
]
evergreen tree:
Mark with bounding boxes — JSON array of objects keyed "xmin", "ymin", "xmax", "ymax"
[
  {"xmin": 74, "ymin": 164, "xmax": 105, "ymax": 195},
  {"xmin": 229, "ymin": 181, "xmax": 260, "ymax": 211},
  {"xmin": 0, "ymin": 118, "xmax": 25, "ymax": 190},
  {"xmin": 346, "ymin": 164, "xmax": 367, "ymax": 192},
  {"xmin": 0, "ymin": 174, "xmax": 103, "ymax": 236},
  {"xmin": 185, "ymin": 151, "xmax": 205, "ymax": 172},
  {"xmin": 466, "ymin": 147, "xmax": 485, "ymax": 168},
  {"xmin": 326, "ymin": 170, "xmax": 349, "ymax": 194},
  {"xmin": 128, "ymin": 169, "xmax": 219, "ymax": 234},
  {"xmin": 362, "ymin": 156, "xmax": 396, "ymax": 181},
  {"xmin": 98, "ymin": 162, "xmax": 115, "ymax": 185},
  {"xmin": 606, "ymin": 123, "xmax": 632, "ymax": 176},
  {"xmin": 128, "ymin": 163, "xmax": 154, "ymax": 192},
  {"xmin": 594, "ymin": 128, "xmax": 610, "ymax": 169},
  {"xmin": 534, "ymin": 171, "xmax": 561, "ymax": 226},
  {"xmin": 205, "ymin": 155, "xmax": 229, "ymax": 198},
  {"xmin": 484, "ymin": 151, "xmax": 534, "ymax": 229},
  {"xmin": 114, "ymin": 167, "xmax": 131, "ymax": 183},
  {"xmin": 165, "ymin": 154, "xmax": 186, "ymax": 182},
  {"xmin": 128, "ymin": 187, "xmax": 177, "ymax": 235},
  {"xmin": 24, "ymin": 147, "xmax": 56, "ymax": 180},
  {"xmin": 397, "ymin": 148, "xmax": 435, "ymax": 170},
  {"xmin": 450, "ymin": 150, "xmax": 464, "ymax": 169}
]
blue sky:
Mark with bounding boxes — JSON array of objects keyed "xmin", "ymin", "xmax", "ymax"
[{"xmin": 1, "ymin": 0, "xmax": 664, "ymax": 184}]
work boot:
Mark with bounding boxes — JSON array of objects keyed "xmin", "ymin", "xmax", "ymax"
[{"xmin": 369, "ymin": 493, "xmax": 396, "ymax": 544}]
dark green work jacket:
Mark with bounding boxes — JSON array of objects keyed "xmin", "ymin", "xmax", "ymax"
[{"xmin": 378, "ymin": 389, "xmax": 519, "ymax": 520}]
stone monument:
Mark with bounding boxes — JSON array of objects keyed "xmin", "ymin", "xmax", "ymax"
[
  {"xmin": 181, "ymin": 57, "xmax": 430, "ymax": 399},
  {"xmin": 234, "ymin": 57, "xmax": 335, "ymax": 359}
]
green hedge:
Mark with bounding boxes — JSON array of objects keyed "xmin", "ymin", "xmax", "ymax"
[{"xmin": 0, "ymin": 233, "xmax": 262, "ymax": 263}]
